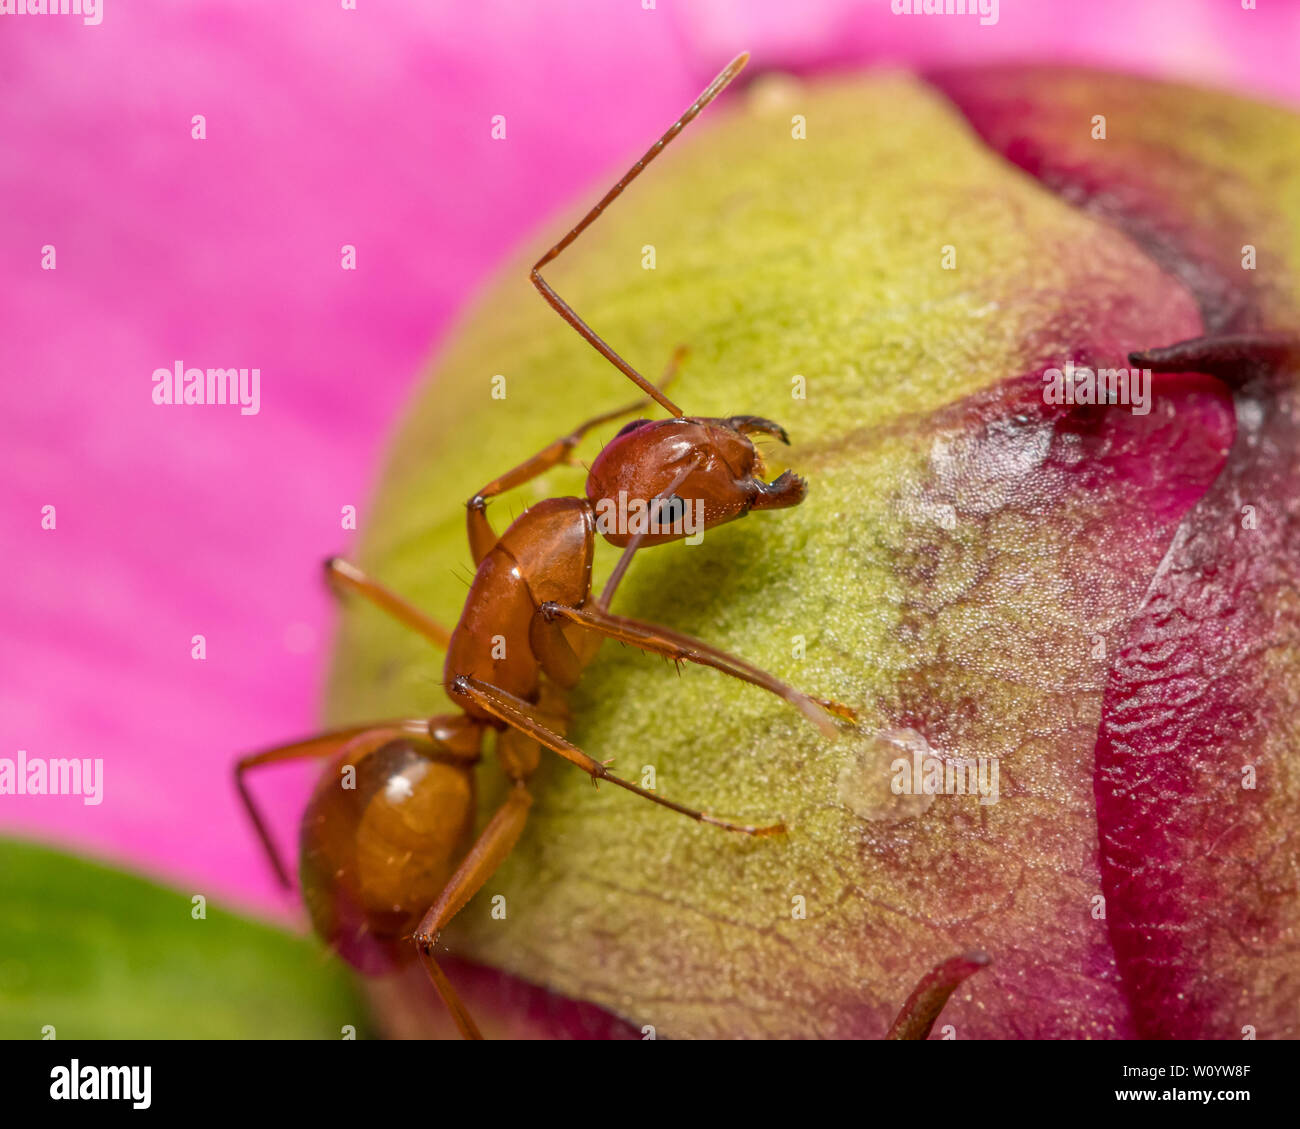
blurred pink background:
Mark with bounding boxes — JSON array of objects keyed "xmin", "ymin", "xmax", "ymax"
[{"xmin": 4, "ymin": 0, "xmax": 1299, "ymax": 921}]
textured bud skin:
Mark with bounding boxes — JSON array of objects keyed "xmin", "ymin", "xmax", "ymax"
[{"xmin": 326, "ymin": 70, "xmax": 1300, "ymax": 1039}]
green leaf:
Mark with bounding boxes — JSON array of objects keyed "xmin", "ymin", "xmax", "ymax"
[{"xmin": 0, "ymin": 838, "xmax": 367, "ymax": 1039}]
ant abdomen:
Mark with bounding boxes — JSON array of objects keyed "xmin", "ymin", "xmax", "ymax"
[{"xmin": 298, "ymin": 731, "xmax": 478, "ymax": 973}]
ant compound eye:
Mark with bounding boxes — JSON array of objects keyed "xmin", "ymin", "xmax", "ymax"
[
  {"xmin": 654, "ymin": 494, "xmax": 687, "ymax": 524},
  {"xmin": 614, "ymin": 418, "xmax": 653, "ymax": 439}
]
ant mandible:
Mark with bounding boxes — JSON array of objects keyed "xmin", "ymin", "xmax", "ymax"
[{"xmin": 237, "ymin": 52, "xmax": 982, "ymax": 1040}]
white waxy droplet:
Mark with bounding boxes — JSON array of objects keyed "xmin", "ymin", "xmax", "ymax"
[{"xmin": 836, "ymin": 727, "xmax": 936, "ymax": 824}]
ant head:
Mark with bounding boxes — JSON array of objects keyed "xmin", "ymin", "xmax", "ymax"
[{"xmin": 585, "ymin": 415, "xmax": 807, "ymax": 547}]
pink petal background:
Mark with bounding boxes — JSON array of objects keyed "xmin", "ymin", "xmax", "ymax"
[{"xmin": 3, "ymin": 0, "xmax": 1299, "ymax": 923}]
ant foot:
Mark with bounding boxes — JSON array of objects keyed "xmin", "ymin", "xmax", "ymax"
[{"xmin": 817, "ymin": 697, "xmax": 858, "ymax": 723}]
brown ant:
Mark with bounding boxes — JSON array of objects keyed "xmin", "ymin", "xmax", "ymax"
[{"xmin": 237, "ymin": 52, "xmax": 985, "ymax": 1040}]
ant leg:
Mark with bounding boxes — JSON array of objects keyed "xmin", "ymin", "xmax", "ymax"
[
  {"xmin": 325, "ymin": 557, "xmax": 453, "ymax": 649},
  {"xmin": 885, "ymin": 951, "xmax": 991, "ymax": 1040},
  {"xmin": 235, "ymin": 719, "xmax": 432, "ymax": 888},
  {"xmin": 448, "ymin": 675, "xmax": 785, "ymax": 836},
  {"xmin": 596, "ymin": 537, "xmax": 641, "ymax": 610},
  {"xmin": 466, "ymin": 347, "xmax": 686, "ymax": 564},
  {"xmin": 413, "ymin": 785, "xmax": 535, "ymax": 1041},
  {"xmin": 1129, "ymin": 331, "xmax": 1298, "ymax": 376},
  {"xmin": 531, "ymin": 55, "xmax": 749, "ymax": 415},
  {"xmin": 539, "ymin": 602, "xmax": 853, "ymax": 739}
]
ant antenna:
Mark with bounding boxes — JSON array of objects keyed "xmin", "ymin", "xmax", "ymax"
[{"xmin": 530, "ymin": 52, "xmax": 751, "ymax": 418}]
